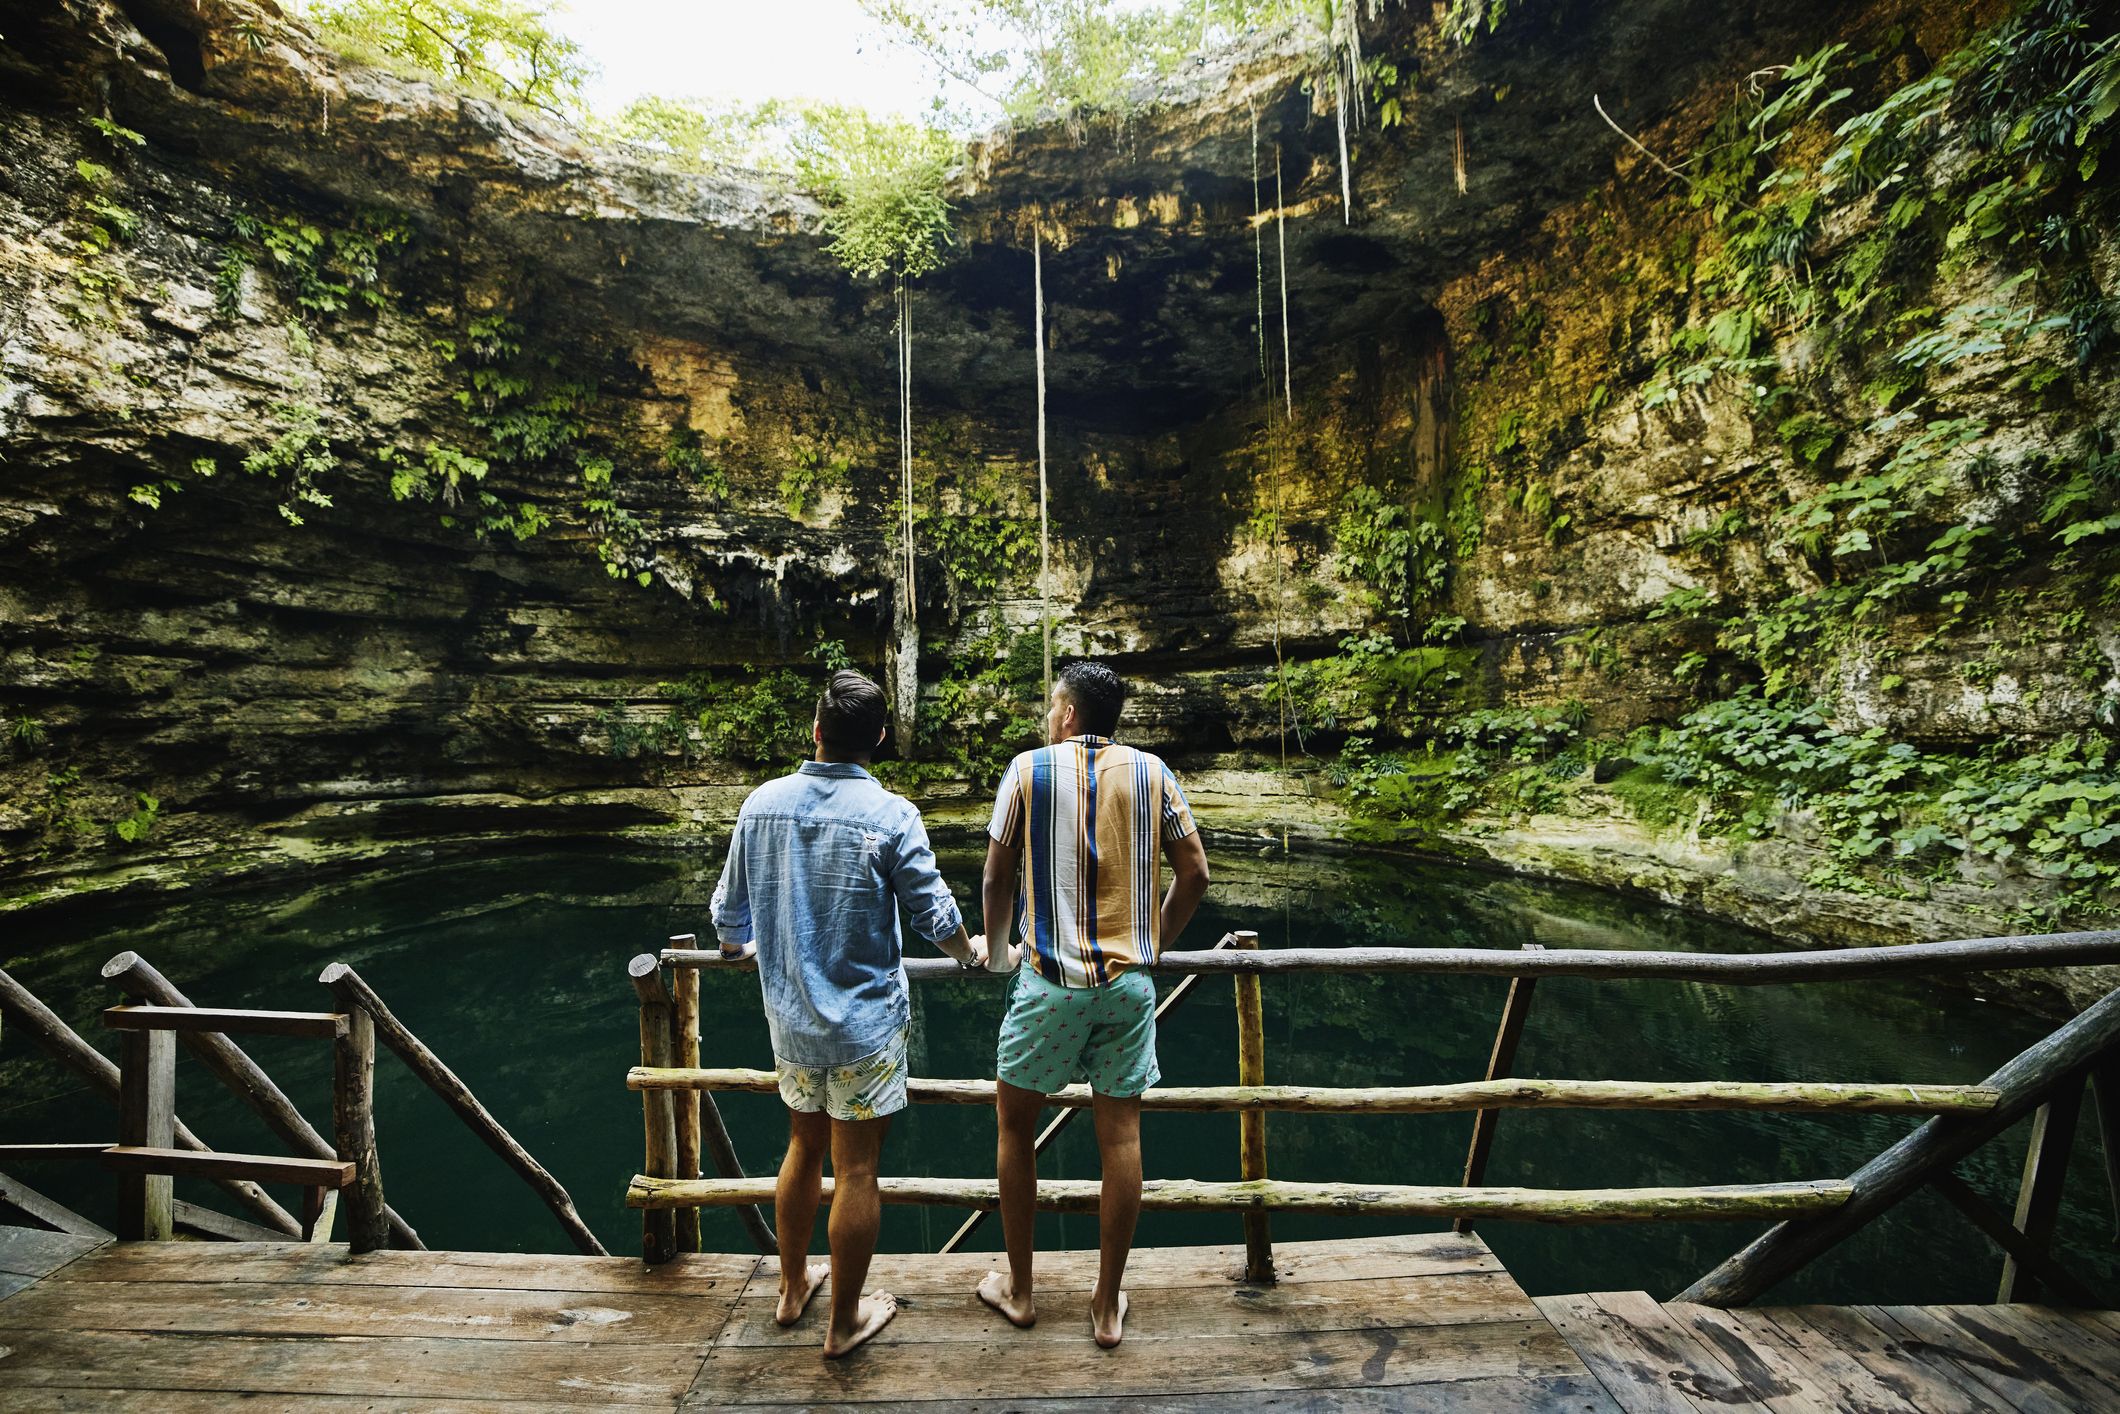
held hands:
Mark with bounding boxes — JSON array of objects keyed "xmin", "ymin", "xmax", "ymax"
[
  {"xmin": 963, "ymin": 933, "xmax": 1022, "ymax": 973},
  {"xmin": 966, "ymin": 933, "xmax": 989, "ymax": 969}
]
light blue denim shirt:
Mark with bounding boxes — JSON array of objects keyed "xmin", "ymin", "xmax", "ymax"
[{"xmin": 710, "ymin": 761, "xmax": 964, "ymax": 1067}]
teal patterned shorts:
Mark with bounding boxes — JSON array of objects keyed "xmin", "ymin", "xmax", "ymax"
[
  {"xmin": 777, "ymin": 1027, "xmax": 908, "ymax": 1123},
  {"xmin": 996, "ymin": 965, "xmax": 1160, "ymax": 1098}
]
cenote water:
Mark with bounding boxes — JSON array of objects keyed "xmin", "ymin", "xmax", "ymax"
[{"xmin": 4, "ymin": 837, "xmax": 2115, "ymax": 1306}]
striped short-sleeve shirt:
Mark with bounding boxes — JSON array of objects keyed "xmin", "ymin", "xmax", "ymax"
[{"xmin": 988, "ymin": 735, "xmax": 1198, "ymax": 988}]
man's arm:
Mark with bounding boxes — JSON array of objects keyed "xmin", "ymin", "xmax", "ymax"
[
  {"xmin": 1158, "ymin": 828, "xmax": 1210, "ymax": 947},
  {"xmin": 888, "ymin": 812, "xmax": 985, "ymax": 966},
  {"xmin": 982, "ymin": 835, "xmax": 1023, "ymax": 971},
  {"xmin": 709, "ymin": 820, "xmax": 752, "ymax": 949}
]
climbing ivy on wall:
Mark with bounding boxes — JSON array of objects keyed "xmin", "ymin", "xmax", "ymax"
[{"xmin": 1319, "ymin": 0, "xmax": 2120, "ymax": 925}]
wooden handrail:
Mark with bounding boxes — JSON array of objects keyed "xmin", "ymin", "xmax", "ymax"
[
  {"xmin": 1679, "ymin": 978, "xmax": 2120, "ymax": 1305},
  {"xmin": 626, "ymin": 1068, "xmax": 2003, "ymax": 1115},
  {"xmin": 0, "ymin": 965, "xmax": 303, "ymax": 1237},
  {"xmin": 320, "ymin": 962, "xmax": 609, "ymax": 1258},
  {"xmin": 104, "ymin": 952, "xmax": 420, "ymax": 1251},
  {"xmin": 661, "ymin": 928, "xmax": 2120, "ymax": 982},
  {"xmin": 101, "ymin": 1146, "xmax": 356, "ymax": 1189},
  {"xmin": 629, "ymin": 1174, "xmax": 1857, "ymax": 1222},
  {"xmin": 104, "ymin": 1005, "xmax": 348, "ymax": 1038}
]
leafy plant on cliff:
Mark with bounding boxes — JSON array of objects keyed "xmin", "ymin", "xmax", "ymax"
[
  {"xmin": 1331, "ymin": 486, "xmax": 1448, "ymax": 633},
  {"xmin": 224, "ymin": 209, "xmax": 412, "ymax": 323},
  {"xmin": 242, "ymin": 402, "xmax": 340, "ymax": 526},
  {"xmin": 794, "ymin": 111, "xmax": 957, "ymax": 282}
]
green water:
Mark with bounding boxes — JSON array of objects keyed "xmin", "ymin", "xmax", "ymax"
[{"xmin": 3, "ymin": 836, "xmax": 2115, "ymax": 1305}]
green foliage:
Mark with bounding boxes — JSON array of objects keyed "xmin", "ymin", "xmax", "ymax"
[
  {"xmin": 664, "ymin": 428, "xmax": 733, "ymax": 502},
  {"xmin": 129, "ymin": 457, "xmax": 219, "ymax": 512},
  {"xmin": 1330, "ymin": 486, "xmax": 1449, "ymax": 631},
  {"xmin": 66, "ymin": 147, "xmax": 138, "ymax": 323},
  {"xmin": 917, "ymin": 455, "xmax": 1036, "ymax": 597},
  {"xmin": 111, "ymin": 792, "xmax": 159, "ymax": 845},
  {"xmin": 309, "ymin": 0, "xmax": 593, "ymax": 119},
  {"xmin": 778, "ymin": 444, "xmax": 851, "ymax": 518},
  {"xmin": 881, "ymin": 627, "xmax": 1046, "ymax": 789},
  {"xmin": 241, "ymin": 402, "xmax": 338, "ymax": 526},
  {"xmin": 8, "ymin": 715, "xmax": 47, "ymax": 755},
  {"xmin": 1442, "ymin": 0, "xmax": 1518, "ymax": 46},
  {"xmin": 1633, "ymin": 689, "xmax": 2120, "ymax": 922},
  {"xmin": 793, "ymin": 109, "xmax": 957, "ymax": 281},
  {"xmin": 1284, "ymin": 633, "xmax": 1477, "ymax": 736},
  {"xmin": 228, "ymin": 208, "xmax": 411, "ymax": 322}
]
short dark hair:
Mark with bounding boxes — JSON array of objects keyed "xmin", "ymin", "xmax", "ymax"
[
  {"xmin": 1057, "ymin": 660, "xmax": 1126, "ymax": 737},
  {"xmin": 816, "ymin": 669, "xmax": 888, "ymax": 757}
]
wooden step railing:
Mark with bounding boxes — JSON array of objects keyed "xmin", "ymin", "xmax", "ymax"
[
  {"xmin": 98, "ymin": 1001, "xmax": 366, "ymax": 1244},
  {"xmin": 628, "ymin": 924, "xmax": 2120, "ymax": 1303}
]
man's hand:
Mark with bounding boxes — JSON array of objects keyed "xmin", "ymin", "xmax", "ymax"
[{"xmin": 967, "ymin": 933, "xmax": 989, "ymax": 968}]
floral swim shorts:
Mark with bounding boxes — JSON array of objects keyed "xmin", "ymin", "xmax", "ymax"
[
  {"xmin": 996, "ymin": 965, "xmax": 1160, "ymax": 1098},
  {"xmin": 777, "ymin": 1027, "xmax": 909, "ymax": 1123}
]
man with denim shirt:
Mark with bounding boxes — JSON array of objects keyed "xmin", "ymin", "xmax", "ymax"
[{"xmin": 711, "ymin": 669, "xmax": 985, "ymax": 1358}]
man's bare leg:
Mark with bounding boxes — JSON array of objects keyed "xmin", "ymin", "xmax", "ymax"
[
  {"xmin": 1089, "ymin": 1092, "xmax": 1142, "ymax": 1348},
  {"xmin": 822, "ymin": 1114, "xmax": 897, "ymax": 1358},
  {"xmin": 977, "ymin": 1080, "xmax": 1043, "ymax": 1328},
  {"xmin": 773, "ymin": 1108, "xmax": 830, "ymax": 1325}
]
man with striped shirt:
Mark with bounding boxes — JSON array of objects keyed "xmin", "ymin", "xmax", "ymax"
[{"xmin": 974, "ymin": 660, "xmax": 1212, "ymax": 1347}]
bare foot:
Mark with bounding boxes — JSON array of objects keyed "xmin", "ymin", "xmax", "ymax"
[
  {"xmin": 774, "ymin": 1261, "xmax": 829, "ymax": 1326},
  {"xmin": 1090, "ymin": 1289, "xmax": 1128, "ymax": 1348},
  {"xmin": 823, "ymin": 1292, "xmax": 898, "ymax": 1358},
  {"xmin": 976, "ymin": 1269, "xmax": 1037, "ymax": 1328}
]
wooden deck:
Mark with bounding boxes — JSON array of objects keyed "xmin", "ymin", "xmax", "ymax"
[{"xmin": 0, "ymin": 1225, "xmax": 2114, "ymax": 1410}]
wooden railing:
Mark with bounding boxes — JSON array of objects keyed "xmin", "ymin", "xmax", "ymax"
[
  {"xmin": 0, "ymin": 954, "xmax": 606, "ymax": 1257},
  {"xmin": 622, "ymin": 925, "xmax": 2120, "ymax": 1303}
]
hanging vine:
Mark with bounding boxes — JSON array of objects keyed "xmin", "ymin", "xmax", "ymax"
[{"xmin": 794, "ymin": 111, "xmax": 958, "ymax": 746}]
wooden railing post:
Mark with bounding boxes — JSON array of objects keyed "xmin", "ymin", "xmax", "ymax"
[
  {"xmin": 1998, "ymin": 1068, "xmax": 2087, "ymax": 1302},
  {"xmin": 116, "ymin": 1026, "xmax": 175, "ymax": 1240},
  {"xmin": 631, "ymin": 954, "xmax": 680, "ymax": 1266},
  {"xmin": 1234, "ymin": 929, "xmax": 1272, "ymax": 1285},
  {"xmin": 1457, "ymin": 942, "xmax": 1544, "ymax": 1235},
  {"xmin": 669, "ymin": 935, "xmax": 703, "ymax": 1254},
  {"xmin": 332, "ymin": 998, "xmax": 389, "ymax": 1254}
]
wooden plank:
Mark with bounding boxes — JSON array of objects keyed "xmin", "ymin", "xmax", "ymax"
[
  {"xmin": 810, "ymin": 1232, "xmax": 1505, "ymax": 1295},
  {"xmin": 170, "ymin": 1201, "xmax": 290, "ymax": 1244},
  {"xmin": 667, "ymin": 929, "xmax": 2120, "ymax": 981},
  {"xmin": 1233, "ymin": 929, "xmax": 1271, "ymax": 1283},
  {"xmin": 104, "ymin": 1005, "xmax": 345, "ymax": 1039},
  {"xmin": 1671, "ymin": 1304, "xmax": 1919, "ymax": 1413},
  {"xmin": 689, "ymin": 1317, "xmax": 1590, "ymax": 1404},
  {"xmin": 1644, "ymin": 1301, "xmax": 1826, "ymax": 1414},
  {"xmin": 0, "ymin": 1175, "xmax": 115, "ymax": 1242},
  {"xmin": 717, "ymin": 1269, "xmax": 1537, "ymax": 1347},
  {"xmin": 115, "ymin": 1029, "xmax": 176, "ymax": 1242},
  {"xmin": 628, "ymin": 1069, "xmax": 2002, "ymax": 1115},
  {"xmin": 1861, "ymin": 1305, "xmax": 2092, "ymax": 1414},
  {"xmin": 0, "ymin": 1229, "xmax": 109, "ymax": 1280},
  {"xmin": 633, "ymin": 1175, "xmax": 1856, "ymax": 1222},
  {"xmin": 0, "ymin": 1275, "xmax": 740, "ymax": 1346},
  {"xmin": 1970, "ymin": 1303, "xmax": 2120, "ymax": 1402},
  {"xmin": 1533, "ymin": 1294, "xmax": 1712, "ymax": 1414},
  {"xmin": 1999, "ymin": 1076, "xmax": 2085, "ymax": 1303},
  {"xmin": 0, "ymin": 1392, "xmax": 670, "ymax": 1413},
  {"xmin": 0, "ymin": 1328, "xmax": 707, "ymax": 1404},
  {"xmin": 679, "ymin": 1379, "xmax": 1623, "ymax": 1412},
  {"xmin": 1761, "ymin": 1306, "xmax": 2016, "ymax": 1413},
  {"xmin": 1460, "ymin": 943, "xmax": 1543, "ymax": 1237},
  {"xmin": 49, "ymin": 1243, "xmax": 754, "ymax": 1294},
  {"xmin": 0, "ymin": 1146, "xmax": 113, "ymax": 1163},
  {"xmin": 101, "ymin": 1147, "xmax": 355, "ymax": 1190},
  {"xmin": 1535, "ymin": 1292, "xmax": 1772, "ymax": 1412}
]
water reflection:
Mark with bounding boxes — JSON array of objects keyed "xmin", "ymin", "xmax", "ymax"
[{"xmin": 1, "ymin": 837, "xmax": 2110, "ymax": 1304}]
